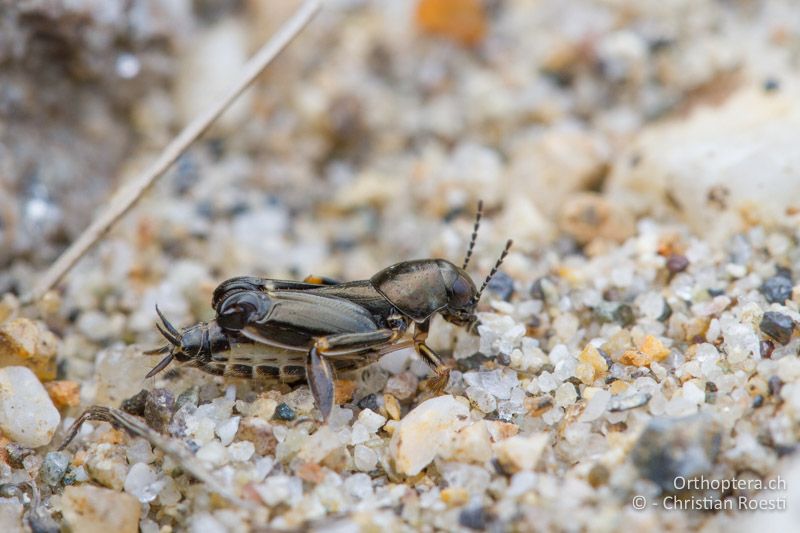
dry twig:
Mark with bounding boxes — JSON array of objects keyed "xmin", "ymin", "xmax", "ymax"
[
  {"xmin": 59, "ymin": 406, "xmax": 259, "ymax": 510},
  {"xmin": 23, "ymin": 0, "xmax": 321, "ymax": 304}
]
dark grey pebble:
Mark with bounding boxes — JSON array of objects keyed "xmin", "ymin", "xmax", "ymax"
[
  {"xmin": 760, "ymin": 311, "xmax": 794, "ymax": 344},
  {"xmin": 486, "ymin": 271, "xmax": 514, "ymax": 301},
  {"xmin": 274, "ymin": 402, "xmax": 296, "ymax": 421},
  {"xmin": 760, "ymin": 275, "xmax": 793, "ymax": 304}
]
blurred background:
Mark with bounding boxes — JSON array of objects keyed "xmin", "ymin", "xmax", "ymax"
[{"xmin": 1, "ymin": 0, "xmax": 799, "ymax": 333}]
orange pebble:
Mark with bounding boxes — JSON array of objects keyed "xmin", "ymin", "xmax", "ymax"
[
  {"xmin": 334, "ymin": 379, "xmax": 358, "ymax": 403},
  {"xmin": 415, "ymin": 0, "xmax": 487, "ymax": 46},
  {"xmin": 44, "ymin": 380, "xmax": 81, "ymax": 408}
]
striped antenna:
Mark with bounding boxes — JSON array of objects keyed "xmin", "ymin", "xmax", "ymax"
[
  {"xmin": 462, "ymin": 200, "xmax": 483, "ymax": 270},
  {"xmin": 474, "ymin": 239, "xmax": 513, "ymax": 304}
]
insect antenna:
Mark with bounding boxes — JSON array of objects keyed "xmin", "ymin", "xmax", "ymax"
[
  {"xmin": 473, "ymin": 239, "xmax": 513, "ymax": 304},
  {"xmin": 462, "ymin": 200, "xmax": 483, "ymax": 270}
]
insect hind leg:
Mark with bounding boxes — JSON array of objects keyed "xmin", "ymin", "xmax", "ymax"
[{"xmin": 307, "ymin": 329, "xmax": 397, "ymax": 421}]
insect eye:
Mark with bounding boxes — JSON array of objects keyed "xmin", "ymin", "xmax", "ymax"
[{"xmin": 451, "ymin": 276, "xmax": 474, "ymax": 307}]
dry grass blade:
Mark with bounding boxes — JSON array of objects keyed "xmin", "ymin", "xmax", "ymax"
[
  {"xmin": 23, "ymin": 0, "xmax": 321, "ymax": 305},
  {"xmin": 59, "ymin": 406, "xmax": 259, "ymax": 510}
]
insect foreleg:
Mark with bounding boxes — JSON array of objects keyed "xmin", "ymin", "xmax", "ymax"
[
  {"xmin": 307, "ymin": 329, "xmax": 398, "ymax": 421},
  {"xmin": 413, "ymin": 320, "xmax": 451, "ymax": 394}
]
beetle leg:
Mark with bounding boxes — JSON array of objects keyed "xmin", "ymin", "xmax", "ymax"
[
  {"xmin": 307, "ymin": 329, "xmax": 398, "ymax": 421},
  {"xmin": 413, "ymin": 320, "xmax": 451, "ymax": 394}
]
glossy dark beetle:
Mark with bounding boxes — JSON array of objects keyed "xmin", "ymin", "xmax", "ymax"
[{"xmin": 146, "ymin": 202, "xmax": 512, "ymax": 420}]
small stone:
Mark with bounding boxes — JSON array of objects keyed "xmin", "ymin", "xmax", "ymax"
[
  {"xmin": 216, "ymin": 416, "xmax": 240, "ymax": 446},
  {"xmin": 760, "ymin": 311, "xmax": 795, "ymax": 344},
  {"xmin": 619, "ymin": 350, "xmax": 648, "ymax": 367},
  {"xmin": 41, "ymin": 451, "xmax": 70, "ymax": 486},
  {"xmin": 227, "ymin": 440, "xmax": 255, "ymax": 462},
  {"xmin": 415, "ymin": 0, "xmax": 487, "ymax": 47},
  {"xmin": 0, "ymin": 318, "xmax": 58, "ymax": 381},
  {"xmin": 486, "ymin": 271, "xmax": 515, "ymax": 301},
  {"xmin": 61, "ymin": 484, "xmax": 141, "ymax": 533},
  {"xmin": 95, "ymin": 345, "xmax": 156, "ymax": 407},
  {"xmin": 351, "ymin": 421, "xmax": 371, "ymax": 446},
  {"xmin": 175, "ymin": 387, "xmax": 199, "ymax": 410},
  {"xmin": 274, "ymin": 403, "xmax": 296, "ymax": 421},
  {"xmin": 121, "ymin": 390, "xmax": 149, "ymax": 416},
  {"xmin": 357, "ymin": 408, "xmax": 387, "ymax": 433},
  {"xmin": 580, "ymin": 389, "xmax": 610, "ymax": 422},
  {"xmin": 529, "ymin": 276, "xmax": 556, "ymax": 301},
  {"xmin": 298, "ymin": 425, "xmax": 346, "ymax": 464},
  {"xmin": 769, "ymin": 376, "xmax": 783, "ymax": 397},
  {"xmin": 614, "ymin": 304, "xmax": 635, "ymax": 326},
  {"xmin": 0, "ymin": 501, "xmax": 24, "ymax": 533},
  {"xmin": 621, "ymin": 335, "xmax": 669, "ymax": 367},
  {"xmin": 666, "ymin": 254, "xmax": 690, "ymax": 273},
  {"xmin": 465, "ymin": 386, "xmax": 497, "ymax": 413},
  {"xmin": 554, "ymin": 383, "xmax": 577, "ymax": 407},
  {"xmin": 579, "ymin": 344, "xmax": 608, "ymax": 375},
  {"xmin": 353, "ymin": 444, "xmax": 378, "ymax": 472},
  {"xmin": 196, "ymin": 441, "xmax": 227, "ymax": 466},
  {"xmin": 587, "ymin": 464, "xmax": 610, "ymax": 488},
  {"xmin": 63, "ymin": 465, "xmax": 89, "ymax": 485},
  {"xmin": 144, "ymin": 388, "xmax": 174, "ymax": 433},
  {"xmin": 760, "ymin": 340, "xmax": 775, "ymax": 359},
  {"xmin": 463, "ymin": 368, "xmax": 519, "ymax": 400},
  {"xmin": 459, "ymin": 506, "xmax": 488, "ymax": 530},
  {"xmin": 596, "ymin": 302, "xmax": 634, "ymax": 325},
  {"xmin": 344, "ymin": 473, "xmax": 373, "ymax": 500},
  {"xmin": 440, "ymin": 487, "xmax": 469, "ymax": 506},
  {"xmin": 485, "ymin": 420, "xmax": 519, "ymax": 442},
  {"xmin": 86, "ymin": 443, "xmax": 128, "ymax": 490},
  {"xmin": 609, "ymin": 380, "xmax": 629, "ymax": 395},
  {"xmin": 537, "ymin": 371, "xmax": 557, "ymax": 393},
  {"xmin": 682, "ymin": 381, "xmax": 706, "ymax": 405},
  {"xmin": 608, "ymin": 392, "xmax": 651, "ymax": 412},
  {"xmin": 334, "ymin": 379, "xmax": 358, "ymax": 403},
  {"xmin": 575, "ymin": 362, "xmax": 595, "ymax": 385},
  {"xmin": 383, "ymin": 393, "xmax": 402, "ymax": 421},
  {"xmin": 760, "ymin": 275, "xmax": 793, "ymax": 304},
  {"xmin": 236, "ymin": 417, "xmax": 277, "ymax": 456},
  {"xmin": 44, "ymin": 380, "xmax": 81, "ymax": 408},
  {"xmin": 559, "ymin": 192, "xmax": 635, "ymax": 244},
  {"xmin": 357, "ymin": 394, "xmax": 379, "ymax": 412},
  {"xmin": 389, "ymin": 395, "xmax": 470, "ymax": 476},
  {"xmin": 384, "ymin": 372, "xmax": 418, "ymax": 401},
  {"xmin": 0, "ymin": 366, "xmax": 60, "ymax": 447},
  {"xmin": 493, "ymin": 433, "xmax": 548, "ymax": 472},
  {"xmin": 4, "ymin": 443, "xmax": 31, "ymax": 468},
  {"xmin": 630, "ymin": 414, "xmax": 721, "ymax": 492},
  {"xmin": 443, "ymin": 420, "xmax": 493, "ymax": 463},
  {"xmin": 124, "ymin": 462, "xmax": 164, "ymax": 503},
  {"xmin": 126, "ymin": 438, "xmax": 155, "ymax": 464}
]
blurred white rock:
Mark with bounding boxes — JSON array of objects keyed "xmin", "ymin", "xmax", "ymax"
[{"xmin": 606, "ymin": 87, "xmax": 800, "ymax": 241}]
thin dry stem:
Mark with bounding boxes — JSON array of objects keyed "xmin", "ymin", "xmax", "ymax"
[
  {"xmin": 23, "ymin": 0, "xmax": 321, "ymax": 304},
  {"xmin": 59, "ymin": 406, "xmax": 259, "ymax": 510}
]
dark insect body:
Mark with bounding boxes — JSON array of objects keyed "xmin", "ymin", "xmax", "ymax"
[{"xmin": 146, "ymin": 202, "xmax": 512, "ymax": 420}]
